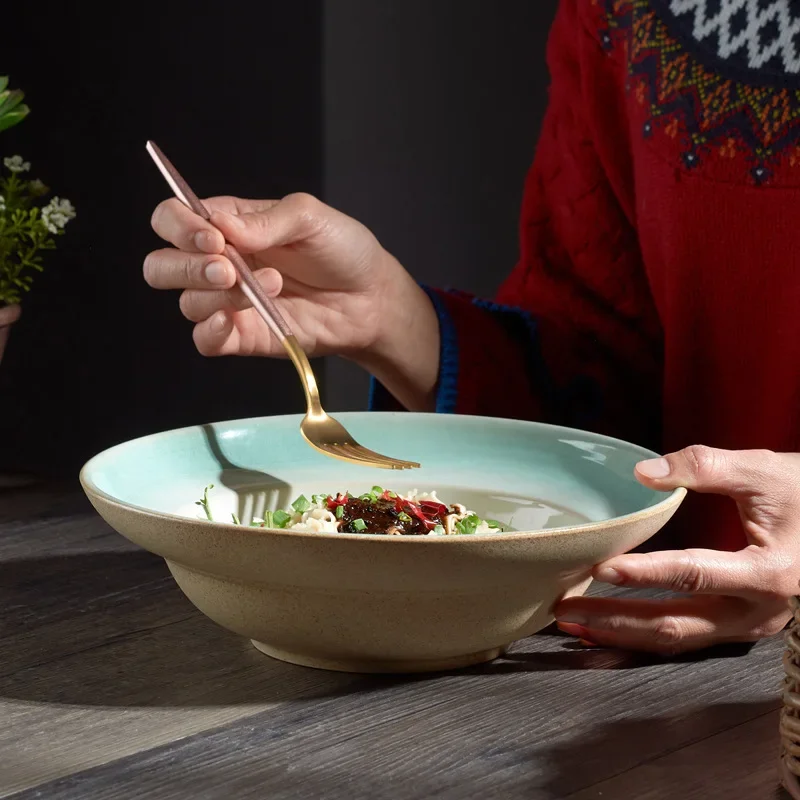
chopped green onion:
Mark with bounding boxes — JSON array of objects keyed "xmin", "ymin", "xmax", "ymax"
[
  {"xmin": 352, "ymin": 518, "xmax": 367, "ymax": 532},
  {"xmin": 371, "ymin": 486, "xmax": 384, "ymax": 496},
  {"xmin": 359, "ymin": 493, "xmax": 373, "ymax": 502},
  {"xmin": 397, "ymin": 511, "xmax": 412, "ymax": 524},
  {"xmin": 195, "ymin": 484, "xmax": 214, "ymax": 521},
  {"xmin": 311, "ymin": 493, "xmax": 326, "ymax": 505},
  {"xmin": 292, "ymin": 495, "xmax": 311, "ymax": 514},
  {"xmin": 273, "ymin": 509, "xmax": 292, "ymax": 528},
  {"xmin": 455, "ymin": 514, "xmax": 480, "ymax": 536},
  {"xmin": 335, "ymin": 505, "xmax": 345, "ymax": 520},
  {"xmin": 432, "ymin": 524, "xmax": 445, "ymax": 535},
  {"xmin": 231, "ymin": 513, "xmax": 241, "ymax": 525},
  {"xmin": 486, "ymin": 519, "xmax": 504, "ymax": 530}
]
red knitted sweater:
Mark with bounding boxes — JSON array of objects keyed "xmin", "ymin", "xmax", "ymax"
[{"xmin": 372, "ymin": 0, "xmax": 800, "ymax": 552}]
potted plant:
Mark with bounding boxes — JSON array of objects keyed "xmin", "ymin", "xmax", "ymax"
[{"xmin": 0, "ymin": 76, "xmax": 75, "ymax": 366}]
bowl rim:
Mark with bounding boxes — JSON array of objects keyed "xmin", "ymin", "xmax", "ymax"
[{"xmin": 79, "ymin": 411, "xmax": 688, "ymax": 543}]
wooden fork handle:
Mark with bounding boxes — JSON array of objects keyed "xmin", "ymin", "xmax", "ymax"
[
  {"xmin": 145, "ymin": 141, "xmax": 294, "ymax": 343},
  {"xmin": 222, "ymin": 244, "xmax": 293, "ymax": 342}
]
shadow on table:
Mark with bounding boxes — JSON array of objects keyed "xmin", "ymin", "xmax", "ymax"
[
  {"xmin": 0, "ymin": 481, "xmax": 91, "ymax": 524},
  {"xmin": 0, "ymin": 550, "xmax": 765, "ymax": 709},
  {"xmin": 538, "ymin": 699, "xmax": 782, "ymax": 797}
]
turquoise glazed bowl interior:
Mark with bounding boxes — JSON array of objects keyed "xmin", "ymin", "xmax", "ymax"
[{"xmin": 83, "ymin": 412, "xmax": 676, "ymax": 532}]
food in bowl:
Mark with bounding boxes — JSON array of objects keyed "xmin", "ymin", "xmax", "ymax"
[{"xmin": 197, "ymin": 484, "xmax": 509, "ymax": 536}]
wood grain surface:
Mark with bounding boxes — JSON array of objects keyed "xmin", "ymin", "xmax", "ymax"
[{"xmin": 0, "ymin": 485, "xmax": 789, "ymax": 799}]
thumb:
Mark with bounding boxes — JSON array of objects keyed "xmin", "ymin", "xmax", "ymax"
[
  {"xmin": 634, "ymin": 445, "xmax": 790, "ymax": 499},
  {"xmin": 209, "ymin": 193, "xmax": 320, "ymax": 254}
]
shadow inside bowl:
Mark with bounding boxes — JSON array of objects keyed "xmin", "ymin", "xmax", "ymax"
[{"xmin": 202, "ymin": 423, "xmax": 293, "ymax": 522}]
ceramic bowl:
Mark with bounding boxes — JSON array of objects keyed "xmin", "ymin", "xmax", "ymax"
[{"xmin": 80, "ymin": 412, "xmax": 685, "ymax": 674}]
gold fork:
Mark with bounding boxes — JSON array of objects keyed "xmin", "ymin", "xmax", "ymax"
[{"xmin": 146, "ymin": 141, "xmax": 419, "ymax": 471}]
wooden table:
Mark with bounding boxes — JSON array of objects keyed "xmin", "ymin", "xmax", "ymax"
[{"xmin": 0, "ymin": 485, "xmax": 790, "ymax": 799}]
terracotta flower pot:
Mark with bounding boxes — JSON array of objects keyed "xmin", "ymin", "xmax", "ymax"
[
  {"xmin": 0, "ymin": 302, "xmax": 37, "ymax": 489},
  {"xmin": 0, "ymin": 304, "xmax": 21, "ymax": 366}
]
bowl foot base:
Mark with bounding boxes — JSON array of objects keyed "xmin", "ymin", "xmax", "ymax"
[{"xmin": 251, "ymin": 640, "xmax": 504, "ymax": 674}]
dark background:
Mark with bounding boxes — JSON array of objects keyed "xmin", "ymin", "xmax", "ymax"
[{"xmin": 0, "ymin": 0, "xmax": 557, "ymax": 478}]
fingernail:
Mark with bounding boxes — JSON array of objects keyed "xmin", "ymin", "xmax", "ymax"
[
  {"xmin": 205, "ymin": 261, "xmax": 229, "ymax": 285},
  {"xmin": 594, "ymin": 566, "xmax": 624, "ymax": 585},
  {"xmin": 579, "ymin": 638, "xmax": 599, "ymax": 648},
  {"xmin": 557, "ymin": 611, "xmax": 588, "ymax": 626},
  {"xmin": 194, "ymin": 230, "xmax": 216, "ymax": 253},
  {"xmin": 212, "ymin": 311, "xmax": 228, "ymax": 333},
  {"xmin": 556, "ymin": 621, "xmax": 586, "ymax": 636},
  {"xmin": 637, "ymin": 457, "xmax": 671, "ymax": 478}
]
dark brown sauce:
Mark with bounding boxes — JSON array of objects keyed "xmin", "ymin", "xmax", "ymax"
[{"xmin": 338, "ymin": 497, "xmax": 440, "ymax": 536}]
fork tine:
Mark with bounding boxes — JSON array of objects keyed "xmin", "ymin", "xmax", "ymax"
[
  {"xmin": 303, "ymin": 439, "xmax": 390, "ymax": 467},
  {"xmin": 337, "ymin": 440, "xmax": 420, "ymax": 468},
  {"xmin": 336, "ymin": 442, "xmax": 398, "ymax": 464},
  {"xmin": 322, "ymin": 447, "xmax": 398, "ymax": 470},
  {"xmin": 346, "ymin": 444, "xmax": 420, "ymax": 469},
  {"xmin": 312, "ymin": 441, "xmax": 417, "ymax": 470},
  {"xmin": 334, "ymin": 442, "xmax": 414, "ymax": 469}
]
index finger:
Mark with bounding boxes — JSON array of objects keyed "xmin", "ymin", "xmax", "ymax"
[
  {"xmin": 592, "ymin": 547, "xmax": 769, "ymax": 597},
  {"xmin": 150, "ymin": 196, "xmax": 283, "ymax": 254},
  {"xmin": 150, "ymin": 198, "xmax": 225, "ymax": 254}
]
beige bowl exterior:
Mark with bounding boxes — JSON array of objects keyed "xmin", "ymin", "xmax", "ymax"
[{"xmin": 84, "ymin": 486, "xmax": 686, "ymax": 674}]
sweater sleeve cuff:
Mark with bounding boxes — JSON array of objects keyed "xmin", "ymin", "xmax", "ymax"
[{"xmin": 369, "ymin": 287, "xmax": 547, "ymax": 420}]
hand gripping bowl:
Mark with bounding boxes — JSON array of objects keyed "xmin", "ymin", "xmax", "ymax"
[{"xmin": 80, "ymin": 412, "xmax": 685, "ymax": 674}]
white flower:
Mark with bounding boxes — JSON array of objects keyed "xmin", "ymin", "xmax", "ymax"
[
  {"xmin": 4, "ymin": 155, "xmax": 31, "ymax": 173},
  {"xmin": 41, "ymin": 196, "xmax": 76, "ymax": 234}
]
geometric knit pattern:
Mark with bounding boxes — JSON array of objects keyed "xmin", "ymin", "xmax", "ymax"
[
  {"xmin": 664, "ymin": 0, "xmax": 800, "ymax": 81},
  {"xmin": 601, "ymin": 0, "xmax": 800, "ymax": 184}
]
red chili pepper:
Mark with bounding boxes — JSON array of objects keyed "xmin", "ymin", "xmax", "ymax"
[
  {"xmin": 326, "ymin": 493, "xmax": 348, "ymax": 510},
  {"xmin": 407, "ymin": 503, "xmax": 429, "ymax": 523},
  {"xmin": 420, "ymin": 501, "xmax": 448, "ymax": 517}
]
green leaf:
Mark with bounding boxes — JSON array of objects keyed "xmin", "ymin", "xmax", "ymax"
[
  {"xmin": 0, "ymin": 89, "xmax": 25, "ymax": 118},
  {"xmin": 0, "ymin": 77, "xmax": 8, "ymax": 93},
  {"xmin": 352, "ymin": 518, "xmax": 367, "ymax": 532},
  {"xmin": 0, "ymin": 97, "xmax": 29, "ymax": 133},
  {"xmin": 195, "ymin": 484, "xmax": 214, "ymax": 521},
  {"xmin": 291, "ymin": 495, "xmax": 311, "ymax": 514}
]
